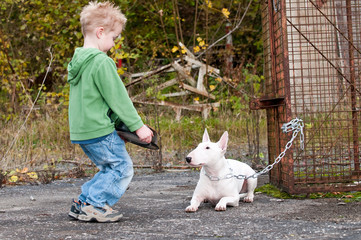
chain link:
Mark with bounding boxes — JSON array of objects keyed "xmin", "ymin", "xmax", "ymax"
[
  {"xmin": 245, "ymin": 118, "xmax": 304, "ymax": 179},
  {"xmin": 204, "ymin": 118, "xmax": 305, "ymax": 181}
]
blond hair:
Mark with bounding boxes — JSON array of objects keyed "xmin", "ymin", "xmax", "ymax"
[{"xmin": 80, "ymin": 1, "xmax": 127, "ymax": 36}]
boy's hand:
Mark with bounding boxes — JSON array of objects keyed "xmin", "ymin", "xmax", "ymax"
[{"xmin": 135, "ymin": 125, "xmax": 154, "ymax": 143}]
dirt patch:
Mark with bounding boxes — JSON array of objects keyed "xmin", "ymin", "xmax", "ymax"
[{"xmin": 0, "ymin": 170, "xmax": 360, "ymax": 239}]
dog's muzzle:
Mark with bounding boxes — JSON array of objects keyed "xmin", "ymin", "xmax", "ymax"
[{"xmin": 185, "ymin": 157, "xmax": 192, "ymax": 163}]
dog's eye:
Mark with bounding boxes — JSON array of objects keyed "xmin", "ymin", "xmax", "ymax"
[{"xmin": 206, "ymin": 146, "xmax": 210, "ymax": 149}]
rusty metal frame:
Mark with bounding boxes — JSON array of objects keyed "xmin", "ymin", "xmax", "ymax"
[{"xmin": 257, "ymin": 0, "xmax": 361, "ymax": 194}]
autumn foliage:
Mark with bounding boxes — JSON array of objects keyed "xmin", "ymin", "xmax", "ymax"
[{"xmin": 1, "ymin": 0, "xmax": 264, "ymax": 182}]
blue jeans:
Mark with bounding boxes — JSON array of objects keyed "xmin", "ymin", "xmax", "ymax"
[{"xmin": 78, "ymin": 131, "xmax": 134, "ymax": 207}]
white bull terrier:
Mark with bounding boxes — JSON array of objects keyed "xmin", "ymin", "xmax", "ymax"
[{"xmin": 185, "ymin": 129, "xmax": 257, "ymax": 212}]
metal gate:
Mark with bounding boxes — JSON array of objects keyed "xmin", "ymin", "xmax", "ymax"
[{"xmin": 251, "ymin": 0, "xmax": 361, "ymax": 194}]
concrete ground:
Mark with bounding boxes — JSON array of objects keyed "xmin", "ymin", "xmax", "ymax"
[{"xmin": 0, "ymin": 170, "xmax": 360, "ymax": 240}]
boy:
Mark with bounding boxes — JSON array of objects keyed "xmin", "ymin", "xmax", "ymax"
[{"xmin": 67, "ymin": 1, "xmax": 153, "ymax": 223}]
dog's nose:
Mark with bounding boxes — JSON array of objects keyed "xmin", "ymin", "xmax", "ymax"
[{"xmin": 185, "ymin": 157, "xmax": 192, "ymax": 163}]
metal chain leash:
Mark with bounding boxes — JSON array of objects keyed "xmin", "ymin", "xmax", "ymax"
[
  {"xmin": 245, "ymin": 118, "xmax": 304, "ymax": 179},
  {"xmin": 204, "ymin": 118, "xmax": 305, "ymax": 181}
]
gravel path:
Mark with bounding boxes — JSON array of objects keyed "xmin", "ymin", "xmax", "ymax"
[{"xmin": 0, "ymin": 170, "xmax": 360, "ymax": 239}]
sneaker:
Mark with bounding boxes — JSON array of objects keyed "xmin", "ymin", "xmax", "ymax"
[
  {"xmin": 68, "ymin": 199, "xmax": 81, "ymax": 220},
  {"xmin": 78, "ymin": 203, "xmax": 123, "ymax": 223}
]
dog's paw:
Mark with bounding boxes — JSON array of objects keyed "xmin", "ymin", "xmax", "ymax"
[
  {"xmin": 185, "ymin": 205, "xmax": 198, "ymax": 212},
  {"xmin": 215, "ymin": 204, "xmax": 227, "ymax": 211},
  {"xmin": 243, "ymin": 196, "xmax": 254, "ymax": 203}
]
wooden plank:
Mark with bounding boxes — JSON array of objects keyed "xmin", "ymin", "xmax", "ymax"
[
  {"xmin": 131, "ymin": 78, "xmax": 179, "ymax": 100},
  {"xmin": 190, "ymin": 102, "xmax": 220, "ymax": 108},
  {"xmin": 133, "ymin": 100, "xmax": 219, "ymax": 111},
  {"xmin": 157, "ymin": 78, "xmax": 178, "ymax": 90},
  {"xmin": 130, "ymin": 67, "xmax": 176, "ymax": 78},
  {"xmin": 178, "ymin": 42, "xmax": 195, "ymax": 58},
  {"xmin": 197, "ymin": 65, "xmax": 206, "ymax": 92},
  {"xmin": 171, "ymin": 61, "xmax": 197, "ymax": 86},
  {"xmin": 162, "ymin": 91, "xmax": 190, "ymax": 97},
  {"xmin": 126, "ymin": 61, "xmax": 178, "ymax": 87},
  {"xmin": 179, "ymin": 82, "xmax": 215, "ymax": 99},
  {"xmin": 132, "ymin": 100, "xmax": 203, "ymax": 112},
  {"xmin": 133, "ymin": 99, "xmax": 220, "ymax": 121},
  {"xmin": 184, "ymin": 56, "xmax": 220, "ymax": 74}
]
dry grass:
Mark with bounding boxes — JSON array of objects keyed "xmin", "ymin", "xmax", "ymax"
[{"xmin": 0, "ymin": 108, "xmax": 266, "ymax": 172}]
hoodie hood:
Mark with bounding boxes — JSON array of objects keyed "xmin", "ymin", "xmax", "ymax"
[{"xmin": 67, "ymin": 48, "xmax": 104, "ymax": 85}]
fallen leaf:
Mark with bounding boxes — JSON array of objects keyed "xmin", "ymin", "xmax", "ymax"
[
  {"xmin": 27, "ymin": 172, "xmax": 38, "ymax": 179},
  {"xmin": 9, "ymin": 176, "xmax": 19, "ymax": 183}
]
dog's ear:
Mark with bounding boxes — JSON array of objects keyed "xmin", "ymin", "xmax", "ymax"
[
  {"xmin": 202, "ymin": 129, "xmax": 210, "ymax": 142},
  {"xmin": 217, "ymin": 131, "xmax": 228, "ymax": 152}
]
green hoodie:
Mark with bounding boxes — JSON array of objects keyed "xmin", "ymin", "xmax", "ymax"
[{"xmin": 67, "ymin": 47, "xmax": 143, "ymax": 141}]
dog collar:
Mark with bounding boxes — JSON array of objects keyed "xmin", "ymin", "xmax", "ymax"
[
  {"xmin": 202, "ymin": 160, "xmax": 248, "ymax": 181},
  {"xmin": 202, "ymin": 166, "xmax": 234, "ymax": 181}
]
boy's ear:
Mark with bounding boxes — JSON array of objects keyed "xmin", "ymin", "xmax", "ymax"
[
  {"xmin": 202, "ymin": 129, "xmax": 210, "ymax": 143},
  {"xmin": 96, "ymin": 27, "xmax": 104, "ymax": 38},
  {"xmin": 217, "ymin": 131, "xmax": 228, "ymax": 152}
]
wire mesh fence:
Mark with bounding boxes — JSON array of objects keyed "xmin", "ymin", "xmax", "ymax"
[{"xmin": 254, "ymin": 0, "xmax": 361, "ymax": 194}]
